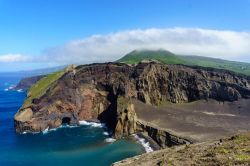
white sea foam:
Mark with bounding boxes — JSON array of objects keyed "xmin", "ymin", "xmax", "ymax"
[
  {"xmin": 21, "ymin": 124, "xmax": 79, "ymax": 135},
  {"xmin": 60, "ymin": 124, "xmax": 78, "ymax": 128},
  {"xmin": 48, "ymin": 128, "xmax": 57, "ymax": 132},
  {"xmin": 21, "ymin": 131, "xmax": 39, "ymax": 134},
  {"xmin": 133, "ymin": 134, "xmax": 154, "ymax": 153},
  {"xmin": 41, "ymin": 125, "xmax": 78, "ymax": 134},
  {"xmin": 8, "ymin": 85, "xmax": 15, "ymax": 90},
  {"xmin": 103, "ymin": 132, "xmax": 109, "ymax": 136},
  {"xmin": 79, "ymin": 120, "xmax": 106, "ymax": 128},
  {"xmin": 17, "ymin": 89, "xmax": 23, "ymax": 92},
  {"xmin": 42, "ymin": 127, "xmax": 49, "ymax": 134},
  {"xmin": 3, "ymin": 85, "xmax": 23, "ymax": 92},
  {"xmin": 105, "ymin": 138, "xmax": 116, "ymax": 143}
]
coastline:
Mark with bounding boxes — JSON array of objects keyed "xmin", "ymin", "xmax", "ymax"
[
  {"xmin": 129, "ymin": 132, "xmax": 161, "ymax": 153},
  {"xmin": 21, "ymin": 118, "xmax": 159, "ymax": 158}
]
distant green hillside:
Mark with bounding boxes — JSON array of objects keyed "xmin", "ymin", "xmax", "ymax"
[
  {"xmin": 117, "ymin": 49, "xmax": 250, "ymax": 76},
  {"xmin": 118, "ymin": 50, "xmax": 186, "ymax": 65}
]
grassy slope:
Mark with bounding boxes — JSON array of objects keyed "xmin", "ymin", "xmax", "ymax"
[
  {"xmin": 118, "ymin": 50, "xmax": 186, "ymax": 65},
  {"xmin": 181, "ymin": 55, "xmax": 250, "ymax": 76},
  {"xmin": 23, "ymin": 70, "xmax": 66, "ymax": 107},
  {"xmin": 114, "ymin": 132, "xmax": 250, "ymax": 166},
  {"xmin": 117, "ymin": 50, "xmax": 250, "ymax": 76}
]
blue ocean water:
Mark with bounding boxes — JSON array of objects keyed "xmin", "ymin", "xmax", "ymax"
[{"xmin": 0, "ymin": 75, "xmax": 144, "ymax": 166}]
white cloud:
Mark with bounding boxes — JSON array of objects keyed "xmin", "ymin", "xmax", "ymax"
[
  {"xmin": 1, "ymin": 28, "xmax": 250, "ymax": 64},
  {"xmin": 0, "ymin": 54, "xmax": 31, "ymax": 63},
  {"xmin": 42, "ymin": 28, "xmax": 250, "ymax": 64}
]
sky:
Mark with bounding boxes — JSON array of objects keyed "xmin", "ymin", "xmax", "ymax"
[{"xmin": 0, "ymin": 0, "xmax": 250, "ymax": 71}]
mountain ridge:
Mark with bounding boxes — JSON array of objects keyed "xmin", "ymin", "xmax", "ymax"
[{"xmin": 117, "ymin": 49, "xmax": 250, "ymax": 75}]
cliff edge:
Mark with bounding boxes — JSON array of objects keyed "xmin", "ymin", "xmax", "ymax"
[{"xmin": 14, "ymin": 62, "xmax": 250, "ymax": 146}]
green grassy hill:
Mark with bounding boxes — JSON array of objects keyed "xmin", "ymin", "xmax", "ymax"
[
  {"xmin": 23, "ymin": 70, "xmax": 66, "ymax": 108},
  {"xmin": 117, "ymin": 49, "xmax": 250, "ymax": 76}
]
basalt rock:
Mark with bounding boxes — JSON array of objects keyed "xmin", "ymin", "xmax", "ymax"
[
  {"xmin": 14, "ymin": 62, "xmax": 250, "ymax": 137},
  {"xmin": 136, "ymin": 120, "xmax": 191, "ymax": 148}
]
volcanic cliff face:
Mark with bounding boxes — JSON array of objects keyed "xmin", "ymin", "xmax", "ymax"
[{"xmin": 14, "ymin": 62, "xmax": 250, "ymax": 138}]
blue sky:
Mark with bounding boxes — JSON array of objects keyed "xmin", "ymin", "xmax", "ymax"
[{"xmin": 0, "ymin": 0, "xmax": 250, "ymax": 71}]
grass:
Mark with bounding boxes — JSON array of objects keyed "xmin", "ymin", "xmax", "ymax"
[
  {"xmin": 117, "ymin": 49, "xmax": 250, "ymax": 76},
  {"xmin": 181, "ymin": 55, "xmax": 250, "ymax": 76},
  {"xmin": 235, "ymin": 154, "xmax": 250, "ymax": 161},
  {"xmin": 118, "ymin": 49, "xmax": 185, "ymax": 65},
  {"xmin": 211, "ymin": 133, "xmax": 250, "ymax": 164},
  {"xmin": 23, "ymin": 70, "xmax": 66, "ymax": 107},
  {"xmin": 114, "ymin": 132, "xmax": 250, "ymax": 165}
]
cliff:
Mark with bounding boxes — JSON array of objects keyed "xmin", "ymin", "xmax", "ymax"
[{"xmin": 14, "ymin": 62, "xmax": 250, "ymax": 143}]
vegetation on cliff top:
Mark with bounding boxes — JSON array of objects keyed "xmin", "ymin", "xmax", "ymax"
[
  {"xmin": 117, "ymin": 49, "xmax": 250, "ymax": 75},
  {"xmin": 23, "ymin": 70, "xmax": 66, "ymax": 107}
]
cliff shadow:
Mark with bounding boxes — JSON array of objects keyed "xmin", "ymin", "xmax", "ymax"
[{"xmin": 98, "ymin": 85, "xmax": 118, "ymax": 132}]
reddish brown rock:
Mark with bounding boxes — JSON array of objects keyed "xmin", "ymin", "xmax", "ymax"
[{"xmin": 14, "ymin": 62, "xmax": 250, "ymax": 137}]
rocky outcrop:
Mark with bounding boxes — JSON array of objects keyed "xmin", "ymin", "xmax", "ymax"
[
  {"xmin": 114, "ymin": 97, "xmax": 137, "ymax": 138},
  {"xmin": 136, "ymin": 120, "xmax": 191, "ymax": 148},
  {"xmin": 14, "ymin": 75, "xmax": 45, "ymax": 90},
  {"xmin": 14, "ymin": 62, "xmax": 250, "ymax": 138}
]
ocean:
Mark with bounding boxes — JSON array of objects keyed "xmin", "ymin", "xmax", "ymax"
[{"xmin": 0, "ymin": 75, "xmax": 145, "ymax": 166}]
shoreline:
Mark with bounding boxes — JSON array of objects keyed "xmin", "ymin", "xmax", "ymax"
[
  {"xmin": 20, "ymin": 118, "xmax": 160, "ymax": 153},
  {"xmin": 129, "ymin": 132, "xmax": 161, "ymax": 153}
]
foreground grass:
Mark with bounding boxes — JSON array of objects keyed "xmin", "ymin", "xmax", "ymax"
[{"xmin": 114, "ymin": 132, "xmax": 250, "ymax": 166}]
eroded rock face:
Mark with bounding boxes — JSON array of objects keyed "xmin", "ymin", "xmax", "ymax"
[
  {"xmin": 114, "ymin": 97, "xmax": 137, "ymax": 138},
  {"xmin": 14, "ymin": 62, "xmax": 250, "ymax": 136},
  {"xmin": 136, "ymin": 120, "xmax": 191, "ymax": 148}
]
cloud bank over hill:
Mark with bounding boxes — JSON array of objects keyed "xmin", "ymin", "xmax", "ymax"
[{"xmin": 1, "ymin": 28, "xmax": 250, "ymax": 64}]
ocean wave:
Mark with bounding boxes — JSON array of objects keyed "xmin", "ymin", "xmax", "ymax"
[
  {"xmin": 8, "ymin": 85, "xmax": 15, "ymax": 90},
  {"xmin": 133, "ymin": 134, "xmax": 154, "ymax": 153},
  {"xmin": 103, "ymin": 131, "xmax": 109, "ymax": 136},
  {"xmin": 21, "ymin": 131, "xmax": 39, "ymax": 135},
  {"xmin": 42, "ymin": 127, "xmax": 49, "ymax": 134},
  {"xmin": 4, "ymin": 85, "xmax": 14, "ymax": 91},
  {"xmin": 60, "ymin": 124, "xmax": 78, "ymax": 128},
  {"xmin": 105, "ymin": 138, "xmax": 116, "ymax": 143},
  {"xmin": 17, "ymin": 89, "xmax": 23, "ymax": 92},
  {"xmin": 3, "ymin": 85, "xmax": 24, "ymax": 93},
  {"xmin": 79, "ymin": 120, "xmax": 106, "ymax": 128},
  {"xmin": 42, "ymin": 125, "xmax": 78, "ymax": 134},
  {"xmin": 21, "ymin": 124, "xmax": 79, "ymax": 135},
  {"xmin": 21, "ymin": 121, "xmax": 105, "ymax": 135}
]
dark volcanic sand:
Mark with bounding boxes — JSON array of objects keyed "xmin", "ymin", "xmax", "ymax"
[{"xmin": 133, "ymin": 99, "xmax": 250, "ymax": 142}]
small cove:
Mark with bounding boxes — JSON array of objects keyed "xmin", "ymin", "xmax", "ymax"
[{"xmin": 0, "ymin": 76, "xmax": 145, "ymax": 166}]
